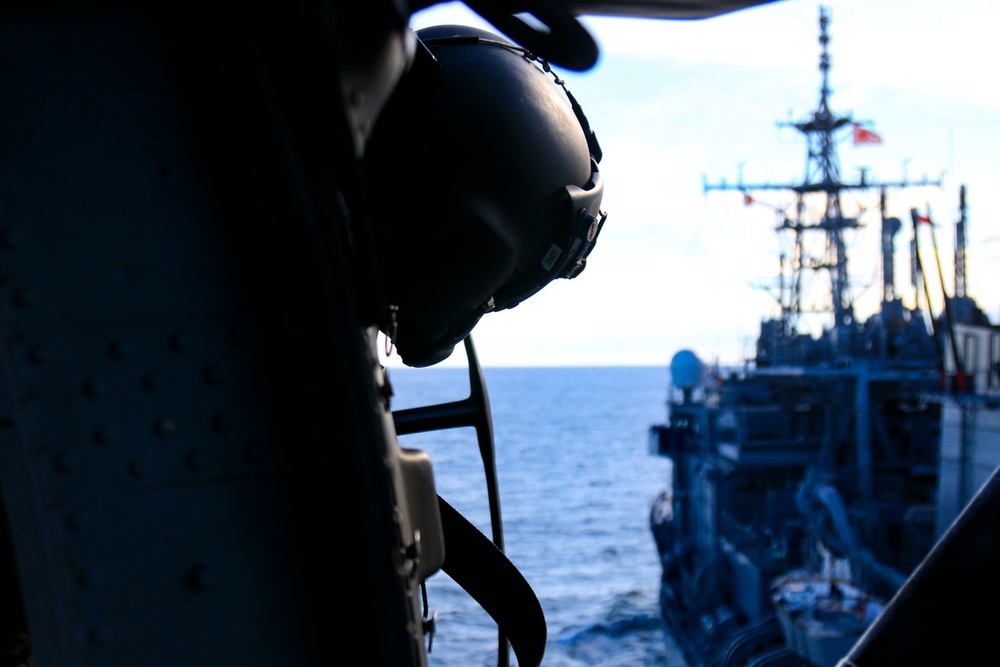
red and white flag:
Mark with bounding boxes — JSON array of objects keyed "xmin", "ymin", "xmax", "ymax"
[{"xmin": 852, "ymin": 123, "xmax": 882, "ymax": 146}]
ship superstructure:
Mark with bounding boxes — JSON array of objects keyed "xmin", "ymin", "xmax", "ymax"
[{"xmin": 649, "ymin": 7, "xmax": 986, "ymax": 667}]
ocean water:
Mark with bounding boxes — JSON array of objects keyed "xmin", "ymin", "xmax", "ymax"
[{"xmin": 386, "ymin": 364, "xmax": 687, "ymax": 667}]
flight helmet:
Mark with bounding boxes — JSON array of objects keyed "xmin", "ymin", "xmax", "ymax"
[{"xmin": 365, "ymin": 24, "xmax": 606, "ymax": 367}]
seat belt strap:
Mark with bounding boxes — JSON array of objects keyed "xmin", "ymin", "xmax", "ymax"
[{"xmin": 438, "ymin": 496, "xmax": 547, "ymax": 667}]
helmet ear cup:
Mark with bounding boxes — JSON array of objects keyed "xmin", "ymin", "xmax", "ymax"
[{"xmin": 365, "ymin": 25, "xmax": 605, "ymax": 367}]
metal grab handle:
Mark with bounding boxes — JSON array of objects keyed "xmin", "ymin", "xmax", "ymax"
[
  {"xmin": 392, "ymin": 336, "xmax": 502, "ymax": 549},
  {"xmin": 391, "ymin": 334, "xmax": 511, "ymax": 666}
]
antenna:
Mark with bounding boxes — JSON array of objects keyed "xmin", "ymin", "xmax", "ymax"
[
  {"xmin": 703, "ymin": 5, "xmax": 942, "ymax": 345},
  {"xmin": 955, "ymin": 184, "xmax": 967, "ymax": 298}
]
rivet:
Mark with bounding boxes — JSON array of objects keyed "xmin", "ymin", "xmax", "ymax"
[
  {"xmin": 399, "ymin": 549, "xmax": 415, "ymax": 579},
  {"xmin": 108, "ymin": 263, "xmax": 136, "ymax": 284},
  {"xmin": 186, "ymin": 564, "xmax": 214, "ymax": 591},
  {"xmin": 78, "ymin": 568, "xmax": 101, "ymax": 589},
  {"xmin": 201, "ymin": 364, "xmax": 223, "ymax": 387},
  {"xmin": 92, "ymin": 424, "xmax": 115, "ymax": 445},
  {"xmin": 210, "ymin": 410, "xmax": 232, "ymax": 434},
  {"xmin": 0, "ymin": 228, "xmax": 16, "ymax": 251},
  {"xmin": 142, "ymin": 372, "xmax": 164, "ymax": 392},
  {"xmin": 227, "ymin": 325, "xmax": 248, "ymax": 348},
  {"xmin": 13, "ymin": 288, "xmax": 36, "ymax": 308},
  {"xmin": 53, "ymin": 452, "xmax": 77, "ymax": 474},
  {"xmin": 89, "ymin": 625, "xmax": 113, "ymax": 647},
  {"xmin": 185, "ymin": 450, "xmax": 207, "ymax": 471},
  {"xmin": 153, "ymin": 417, "xmax": 176, "ymax": 438},
  {"xmin": 28, "ymin": 345, "xmax": 52, "ymax": 365},
  {"xmin": 83, "ymin": 378, "xmax": 105, "ymax": 399},
  {"xmin": 128, "ymin": 458, "xmax": 146, "ymax": 477},
  {"xmin": 243, "ymin": 443, "xmax": 263, "ymax": 467},
  {"xmin": 108, "ymin": 339, "xmax": 130, "ymax": 359},
  {"xmin": 169, "ymin": 332, "xmax": 191, "ymax": 353},
  {"xmin": 406, "ymin": 532, "xmax": 422, "ymax": 570},
  {"xmin": 66, "ymin": 512, "xmax": 89, "ymax": 532},
  {"xmin": 378, "ymin": 372, "xmax": 394, "ymax": 406}
]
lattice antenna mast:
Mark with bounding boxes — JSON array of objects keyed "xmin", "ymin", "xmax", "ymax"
[
  {"xmin": 786, "ymin": 5, "xmax": 855, "ymax": 330},
  {"xmin": 954, "ymin": 184, "xmax": 968, "ymax": 298},
  {"xmin": 703, "ymin": 6, "xmax": 940, "ymax": 337}
]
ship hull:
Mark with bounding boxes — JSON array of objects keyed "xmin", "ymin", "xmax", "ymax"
[{"xmin": 650, "ymin": 361, "xmax": 942, "ymax": 667}]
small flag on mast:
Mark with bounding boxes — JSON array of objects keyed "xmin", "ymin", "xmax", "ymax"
[
  {"xmin": 743, "ymin": 193, "xmax": 755, "ymax": 206},
  {"xmin": 852, "ymin": 123, "xmax": 882, "ymax": 146}
]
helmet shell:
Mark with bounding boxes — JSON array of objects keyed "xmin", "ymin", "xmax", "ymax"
[{"xmin": 365, "ymin": 25, "xmax": 601, "ymax": 366}]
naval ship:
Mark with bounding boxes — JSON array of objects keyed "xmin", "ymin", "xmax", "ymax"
[{"xmin": 649, "ymin": 6, "xmax": 999, "ymax": 667}]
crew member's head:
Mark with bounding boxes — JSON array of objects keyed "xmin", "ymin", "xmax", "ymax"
[{"xmin": 365, "ymin": 24, "xmax": 606, "ymax": 367}]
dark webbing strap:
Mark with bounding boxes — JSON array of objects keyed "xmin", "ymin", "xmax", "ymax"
[{"xmin": 438, "ymin": 496, "xmax": 547, "ymax": 667}]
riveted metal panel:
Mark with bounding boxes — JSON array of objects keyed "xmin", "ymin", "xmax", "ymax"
[{"xmin": 0, "ymin": 5, "xmax": 421, "ymax": 666}]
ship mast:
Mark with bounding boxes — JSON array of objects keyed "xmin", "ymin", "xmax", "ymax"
[
  {"xmin": 705, "ymin": 6, "xmax": 940, "ymax": 349},
  {"xmin": 805, "ymin": 5, "xmax": 852, "ymax": 330},
  {"xmin": 954, "ymin": 184, "xmax": 967, "ymax": 298}
]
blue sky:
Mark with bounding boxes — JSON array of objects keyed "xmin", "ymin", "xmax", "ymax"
[{"xmin": 381, "ymin": 0, "xmax": 1000, "ymax": 369}]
